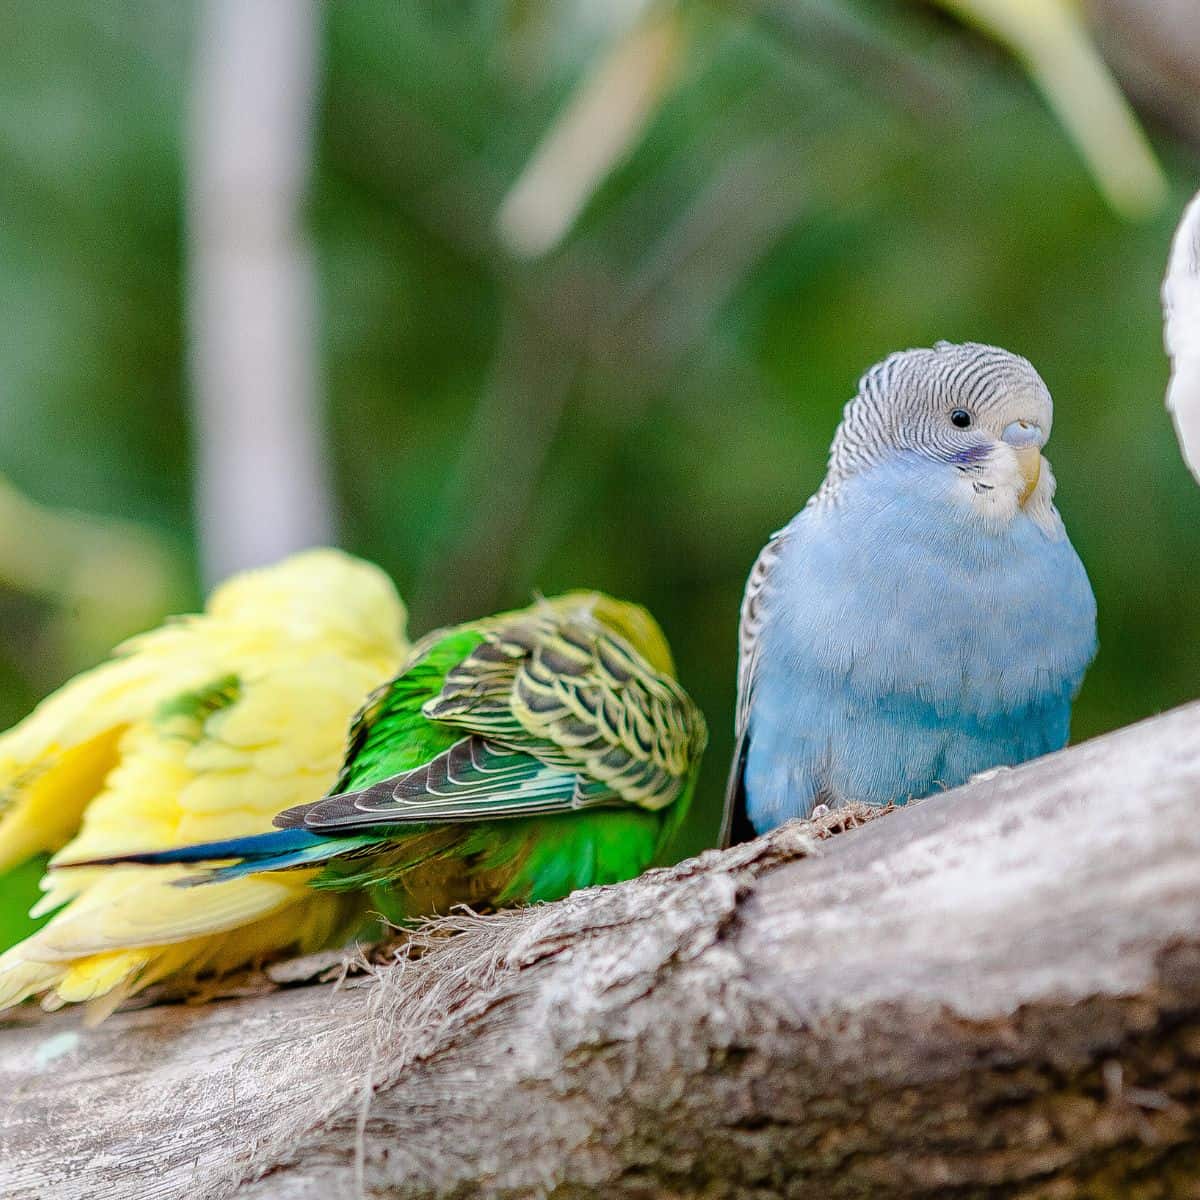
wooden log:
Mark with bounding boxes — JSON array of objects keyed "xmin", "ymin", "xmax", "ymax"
[{"xmin": 3, "ymin": 701, "xmax": 1200, "ymax": 1199}]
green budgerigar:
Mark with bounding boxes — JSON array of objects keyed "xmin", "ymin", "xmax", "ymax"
[{"xmin": 75, "ymin": 592, "xmax": 707, "ymax": 924}]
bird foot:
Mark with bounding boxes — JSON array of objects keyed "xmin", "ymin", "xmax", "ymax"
[{"xmin": 806, "ymin": 800, "xmax": 894, "ymax": 840}]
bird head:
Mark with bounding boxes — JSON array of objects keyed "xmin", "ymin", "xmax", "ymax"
[{"xmin": 827, "ymin": 341, "xmax": 1059, "ymax": 528}]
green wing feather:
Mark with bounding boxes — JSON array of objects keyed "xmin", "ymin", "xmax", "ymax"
[
  {"xmin": 278, "ymin": 595, "xmax": 706, "ymax": 833},
  {"xmin": 274, "ymin": 627, "xmax": 481, "ymax": 827},
  {"xmin": 330, "ymin": 628, "xmax": 484, "ymax": 795}
]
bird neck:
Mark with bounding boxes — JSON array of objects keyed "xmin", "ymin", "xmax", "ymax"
[{"xmin": 811, "ymin": 452, "xmax": 1066, "ymax": 545}]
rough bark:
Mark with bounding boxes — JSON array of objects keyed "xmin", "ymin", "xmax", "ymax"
[{"xmin": 3, "ymin": 701, "xmax": 1200, "ymax": 1199}]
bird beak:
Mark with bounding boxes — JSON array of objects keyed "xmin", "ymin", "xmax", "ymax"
[
  {"xmin": 1001, "ymin": 420, "xmax": 1045, "ymax": 507},
  {"xmin": 1014, "ymin": 446, "xmax": 1042, "ymax": 506}
]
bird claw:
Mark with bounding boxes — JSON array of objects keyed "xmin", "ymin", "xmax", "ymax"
[{"xmin": 805, "ymin": 799, "xmax": 897, "ymax": 840}]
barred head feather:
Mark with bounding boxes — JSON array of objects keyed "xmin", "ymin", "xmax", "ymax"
[{"xmin": 822, "ymin": 342, "xmax": 1053, "ymax": 493}]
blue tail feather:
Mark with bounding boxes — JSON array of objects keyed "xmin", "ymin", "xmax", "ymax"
[
  {"xmin": 58, "ymin": 827, "xmax": 329, "ymax": 869},
  {"xmin": 195, "ymin": 841, "xmax": 354, "ymax": 884}
]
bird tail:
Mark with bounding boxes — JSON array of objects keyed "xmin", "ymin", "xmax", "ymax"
[{"xmin": 55, "ymin": 827, "xmax": 372, "ymax": 885}]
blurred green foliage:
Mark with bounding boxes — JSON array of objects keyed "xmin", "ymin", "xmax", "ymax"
[{"xmin": 0, "ymin": 1, "xmax": 1197, "ymax": 868}]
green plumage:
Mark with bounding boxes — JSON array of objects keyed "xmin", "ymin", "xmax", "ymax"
[
  {"xmin": 333, "ymin": 629, "xmax": 481, "ymax": 793},
  {"xmin": 152, "ymin": 674, "xmax": 242, "ymax": 740},
  {"xmin": 270, "ymin": 592, "xmax": 708, "ymax": 920}
]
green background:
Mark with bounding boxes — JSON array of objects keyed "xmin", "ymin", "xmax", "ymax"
[{"xmin": 0, "ymin": 0, "xmax": 1196, "ymax": 944}]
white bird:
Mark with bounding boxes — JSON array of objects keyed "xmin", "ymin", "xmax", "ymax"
[{"xmin": 1163, "ymin": 190, "xmax": 1200, "ymax": 484}]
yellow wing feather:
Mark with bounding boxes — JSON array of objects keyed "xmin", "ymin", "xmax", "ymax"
[
  {"xmin": 0, "ymin": 548, "xmax": 406, "ymax": 1019},
  {"xmin": 0, "ymin": 728, "xmax": 125, "ymax": 874}
]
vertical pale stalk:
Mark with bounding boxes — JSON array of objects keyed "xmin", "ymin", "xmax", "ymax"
[{"xmin": 187, "ymin": 0, "xmax": 333, "ymax": 586}]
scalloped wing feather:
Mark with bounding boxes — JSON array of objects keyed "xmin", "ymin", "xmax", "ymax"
[{"xmin": 291, "ymin": 598, "xmax": 705, "ymax": 831}]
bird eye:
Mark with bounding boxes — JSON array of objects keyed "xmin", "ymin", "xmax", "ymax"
[{"xmin": 950, "ymin": 409, "xmax": 972, "ymax": 429}]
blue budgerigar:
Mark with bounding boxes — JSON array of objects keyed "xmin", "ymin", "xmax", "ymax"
[{"xmin": 726, "ymin": 341, "xmax": 1097, "ymax": 837}]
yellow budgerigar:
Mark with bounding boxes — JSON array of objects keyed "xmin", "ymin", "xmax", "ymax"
[{"xmin": 0, "ymin": 548, "xmax": 407, "ymax": 1020}]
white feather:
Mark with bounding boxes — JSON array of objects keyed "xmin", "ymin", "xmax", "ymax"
[{"xmin": 1164, "ymin": 190, "xmax": 1200, "ymax": 484}]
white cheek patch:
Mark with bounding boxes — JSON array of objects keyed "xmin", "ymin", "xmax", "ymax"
[
  {"xmin": 956, "ymin": 445, "xmax": 1021, "ymax": 524},
  {"xmin": 957, "ymin": 446, "xmax": 1063, "ymax": 536}
]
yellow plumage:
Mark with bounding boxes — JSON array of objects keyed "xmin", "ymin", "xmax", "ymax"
[{"xmin": 0, "ymin": 548, "xmax": 407, "ymax": 1020}]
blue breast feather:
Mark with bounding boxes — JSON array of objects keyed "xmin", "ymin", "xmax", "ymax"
[{"xmin": 744, "ymin": 455, "xmax": 1097, "ymax": 831}]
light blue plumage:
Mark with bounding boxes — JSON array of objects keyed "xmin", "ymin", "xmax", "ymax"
[{"xmin": 726, "ymin": 342, "xmax": 1096, "ymax": 837}]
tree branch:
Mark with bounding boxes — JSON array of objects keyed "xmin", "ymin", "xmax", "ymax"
[{"xmin": 3, "ymin": 701, "xmax": 1200, "ymax": 1198}]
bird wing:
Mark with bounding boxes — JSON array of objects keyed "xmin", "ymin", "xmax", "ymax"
[
  {"xmin": 0, "ymin": 548, "xmax": 406, "ymax": 875},
  {"xmin": 286, "ymin": 605, "xmax": 706, "ymax": 830},
  {"xmin": 0, "ymin": 645, "xmax": 394, "ymax": 1015},
  {"xmin": 0, "ymin": 550, "xmax": 408, "ymax": 1015},
  {"xmin": 0, "ymin": 620, "xmax": 252, "ymax": 874},
  {"xmin": 1164, "ymin": 189, "xmax": 1200, "ymax": 485},
  {"xmin": 720, "ymin": 528, "xmax": 789, "ymax": 846}
]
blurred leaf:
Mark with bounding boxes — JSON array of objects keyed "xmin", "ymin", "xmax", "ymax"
[
  {"xmin": 933, "ymin": 0, "xmax": 1167, "ymax": 217},
  {"xmin": 0, "ymin": 474, "xmax": 188, "ymax": 678},
  {"xmin": 497, "ymin": 4, "xmax": 687, "ymax": 257}
]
